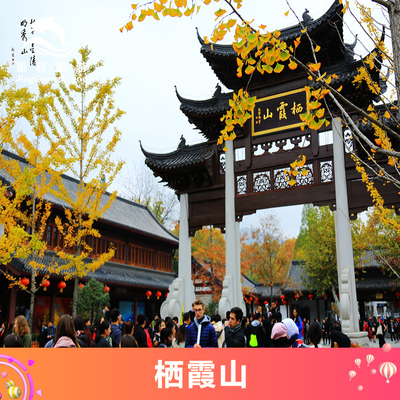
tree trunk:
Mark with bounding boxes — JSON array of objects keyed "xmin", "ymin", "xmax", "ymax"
[
  {"xmin": 29, "ymin": 265, "xmax": 35, "ymax": 332},
  {"xmin": 331, "ymin": 287, "xmax": 340, "ymax": 318},
  {"xmin": 386, "ymin": 0, "xmax": 400, "ymax": 102},
  {"xmin": 72, "ymin": 276, "xmax": 79, "ymax": 317}
]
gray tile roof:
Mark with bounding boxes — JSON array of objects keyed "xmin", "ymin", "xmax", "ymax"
[
  {"xmin": 284, "ymin": 259, "xmax": 400, "ymax": 293},
  {"xmin": 0, "ymin": 150, "xmax": 178, "ymax": 245},
  {"xmin": 141, "ymin": 141, "xmax": 214, "ymax": 171},
  {"xmin": 176, "ymin": 86, "xmax": 232, "ymax": 116},
  {"xmin": 10, "ymin": 253, "xmax": 177, "ymax": 290}
]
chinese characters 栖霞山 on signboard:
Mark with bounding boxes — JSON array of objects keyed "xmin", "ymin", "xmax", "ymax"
[{"xmin": 252, "ymin": 88, "xmax": 306, "ymax": 137}]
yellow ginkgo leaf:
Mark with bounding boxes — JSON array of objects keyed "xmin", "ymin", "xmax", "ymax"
[
  {"xmin": 154, "ymin": 3, "xmax": 163, "ymax": 11},
  {"xmin": 274, "ymin": 63, "xmax": 284, "ymax": 73},
  {"xmin": 245, "ymin": 65, "xmax": 255, "ymax": 74},
  {"xmin": 309, "ymin": 62, "xmax": 321, "ymax": 72},
  {"xmin": 284, "ymin": 10, "xmax": 289, "ymax": 16},
  {"xmin": 215, "ymin": 8, "xmax": 226, "ymax": 18}
]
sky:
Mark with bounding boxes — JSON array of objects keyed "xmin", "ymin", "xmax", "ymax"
[{"xmin": 0, "ymin": 0, "xmax": 381, "ymax": 238}]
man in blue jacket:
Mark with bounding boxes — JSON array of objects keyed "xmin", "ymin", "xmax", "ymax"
[{"xmin": 186, "ymin": 299, "xmax": 218, "ymax": 348}]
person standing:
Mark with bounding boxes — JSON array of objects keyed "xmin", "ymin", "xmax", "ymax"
[
  {"xmin": 388, "ymin": 318, "xmax": 396, "ymax": 342},
  {"xmin": 248, "ymin": 312, "xmax": 267, "ymax": 348},
  {"xmin": 14, "ymin": 315, "xmax": 31, "ymax": 348},
  {"xmin": 224, "ymin": 307, "xmax": 246, "ymax": 347},
  {"xmin": 52, "ymin": 314, "xmax": 80, "ymax": 348},
  {"xmin": 303, "ymin": 318, "xmax": 309, "ymax": 345},
  {"xmin": 38, "ymin": 322, "xmax": 48, "ymax": 348},
  {"xmin": 134, "ymin": 313, "xmax": 148, "ymax": 348},
  {"xmin": 376, "ymin": 319, "xmax": 386, "ymax": 348},
  {"xmin": 186, "ymin": 299, "xmax": 217, "ymax": 348},
  {"xmin": 325, "ymin": 318, "xmax": 331, "ymax": 345},
  {"xmin": 322, "ymin": 319, "xmax": 327, "ymax": 345},
  {"xmin": 292, "ymin": 308, "xmax": 303, "ymax": 340},
  {"xmin": 109, "ymin": 309, "xmax": 122, "ymax": 348},
  {"xmin": 95, "ymin": 320, "xmax": 111, "ymax": 347},
  {"xmin": 263, "ymin": 300, "xmax": 281, "ymax": 347},
  {"xmin": 0, "ymin": 322, "xmax": 7, "ymax": 347},
  {"xmin": 47, "ymin": 321, "xmax": 56, "ymax": 344}
]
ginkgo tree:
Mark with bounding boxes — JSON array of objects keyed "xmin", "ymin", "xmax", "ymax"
[
  {"xmin": 0, "ymin": 64, "xmax": 68, "ymax": 330},
  {"xmin": 121, "ymin": 0, "xmax": 400, "ymax": 236},
  {"xmin": 37, "ymin": 47, "xmax": 125, "ymax": 316}
]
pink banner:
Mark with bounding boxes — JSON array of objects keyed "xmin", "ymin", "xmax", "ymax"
[{"xmin": 0, "ymin": 347, "xmax": 397, "ymax": 399}]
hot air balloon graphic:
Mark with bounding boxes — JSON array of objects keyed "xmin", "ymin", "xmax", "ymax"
[
  {"xmin": 349, "ymin": 370, "xmax": 356, "ymax": 380},
  {"xmin": 382, "ymin": 343, "xmax": 392, "ymax": 353},
  {"xmin": 379, "ymin": 362, "xmax": 397, "ymax": 383},
  {"xmin": 366, "ymin": 354, "xmax": 375, "ymax": 366},
  {"xmin": 355, "ymin": 358, "xmax": 361, "ymax": 368}
]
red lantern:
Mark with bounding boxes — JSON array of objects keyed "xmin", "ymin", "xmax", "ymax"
[
  {"xmin": 58, "ymin": 281, "xmax": 66, "ymax": 293},
  {"xmin": 165, "ymin": 292, "xmax": 168, "ymax": 298},
  {"xmin": 155, "ymin": 291, "xmax": 161, "ymax": 299},
  {"xmin": 323, "ymin": 294, "xmax": 328, "ymax": 299},
  {"xmin": 78, "ymin": 283, "xmax": 84, "ymax": 289},
  {"xmin": 104, "ymin": 286, "xmax": 110, "ymax": 293},
  {"xmin": 42, "ymin": 280, "xmax": 50, "ymax": 291},
  {"xmin": 145, "ymin": 290, "xmax": 152, "ymax": 299},
  {"xmin": 308, "ymin": 294, "xmax": 313, "ymax": 300},
  {"xmin": 282, "ymin": 300, "xmax": 287, "ymax": 305},
  {"xmin": 249, "ymin": 297, "xmax": 253, "ymax": 302},
  {"xmin": 20, "ymin": 278, "xmax": 30, "ymax": 287},
  {"xmin": 254, "ymin": 298, "xmax": 259, "ymax": 305},
  {"xmin": 395, "ymin": 291, "xmax": 400, "ymax": 298},
  {"xmin": 280, "ymin": 294, "xmax": 285, "ymax": 300},
  {"xmin": 294, "ymin": 294, "xmax": 299, "ymax": 301}
]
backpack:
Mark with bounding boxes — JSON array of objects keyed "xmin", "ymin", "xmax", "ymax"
[
  {"xmin": 249, "ymin": 325, "xmax": 258, "ymax": 347},
  {"xmin": 249, "ymin": 333, "xmax": 258, "ymax": 347}
]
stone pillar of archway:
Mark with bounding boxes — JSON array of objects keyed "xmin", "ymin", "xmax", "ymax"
[
  {"xmin": 160, "ymin": 193, "xmax": 195, "ymax": 319},
  {"xmin": 219, "ymin": 141, "xmax": 245, "ymax": 317},
  {"xmin": 333, "ymin": 118, "xmax": 368, "ymax": 346}
]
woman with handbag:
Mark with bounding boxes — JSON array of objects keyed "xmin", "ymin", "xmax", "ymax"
[{"xmin": 376, "ymin": 319, "xmax": 386, "ymax": 348}]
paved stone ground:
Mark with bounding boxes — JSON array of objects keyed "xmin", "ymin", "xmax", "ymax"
[{"xmin": 318, "ymin": 335, "xmax": 400, "ymax": 348}]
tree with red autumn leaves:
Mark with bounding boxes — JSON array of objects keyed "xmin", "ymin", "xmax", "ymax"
[
  {"xmin": 191, "ymin": 226, "xmax": 226, "ymax": 305},
  {"xmin": 241, "ymin": 214, "xmax": 295, "ymax": 302}
]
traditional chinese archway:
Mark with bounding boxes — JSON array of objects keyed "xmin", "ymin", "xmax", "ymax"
[{"xmin": 141, "ymin": 0, "xmax": 399, "ymax": 345}]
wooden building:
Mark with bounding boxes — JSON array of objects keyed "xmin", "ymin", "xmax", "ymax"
[{"xmin": 0, "ymin": 150, "xmax": 178, "ymax": 330}]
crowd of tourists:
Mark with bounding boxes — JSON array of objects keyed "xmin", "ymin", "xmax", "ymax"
[
  {"xmin": 3, "ymin": 299, "xmax": 389, "ymax": 348},
  {"xmin": 360, "ymin": 316, "xmax": 399, "ymax": 347}
]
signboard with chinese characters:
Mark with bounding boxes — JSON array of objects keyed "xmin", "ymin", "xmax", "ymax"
[{"xmin": 252, "ymin": 88, "xmax": 306, "ymax": 137}]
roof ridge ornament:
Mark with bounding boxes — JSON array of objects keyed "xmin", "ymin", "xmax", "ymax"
[
  {"xmin": 344, "ymin": 34, "xmax": 358, "ymax": 62},
  {"xmin": 178, "ymin": 135, "xmax": 187, "ymax": 151},
  {"xmin": 302, "ymin": 9, "xmax": 313, "ymax": 24}
]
